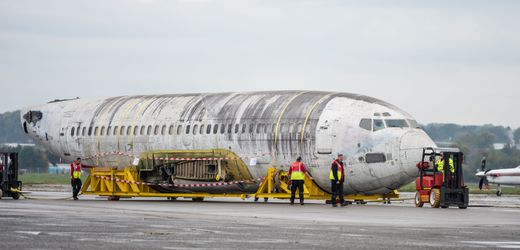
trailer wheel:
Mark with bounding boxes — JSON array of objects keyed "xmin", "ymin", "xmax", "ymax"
[
  {"xmin": 12, "ymin": 192, "xmax": 20, "ymax": 200},
  {"xmin": 430, "ymin": 188, "xmax": 441, "ymax": 208},
  {"xmin": 414, "ymin": 192, "xmax": 424, "ymax": 208}
]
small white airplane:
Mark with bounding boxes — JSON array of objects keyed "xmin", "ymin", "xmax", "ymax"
[{"xmin": 476, "ymin": 157, "xmax": 520, "ymax": 196}]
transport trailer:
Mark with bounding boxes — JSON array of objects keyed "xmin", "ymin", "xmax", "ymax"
[
  {"xmin": 415, "ymin": 148, "xmax": 469, "ymax": 209},
  {"xmin": 81, "ymin": 166, "xmax": 400, "ymax": 203},
  {"xmin": 0, "ymin": 152, "xmax": 22, "ymax": 200},
  {"xmin": 80, "ymin": 150, "xmax": 400, "ymax": 203}
]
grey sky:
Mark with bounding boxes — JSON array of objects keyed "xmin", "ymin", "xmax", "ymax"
[{"xmin": 1, "ymin": 0, "xmax": 519, "ymax": 127}]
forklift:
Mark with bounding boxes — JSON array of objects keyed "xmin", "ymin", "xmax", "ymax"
[
  {"xmin": 415, "ymin": 148, "xmax": 469, "ymax": 209},
  {"xmin": 0, "ymin": 152, "xmax": 22, "ymax": 200}
]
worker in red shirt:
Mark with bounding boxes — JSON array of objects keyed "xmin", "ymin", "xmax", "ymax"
[
  {"xmin": 288, "ymin": 156, "xmax": 312, "ymax": 205},
  {"xmin": 70, "ymin": 158, "xmax": 82, "ymax": 200}
]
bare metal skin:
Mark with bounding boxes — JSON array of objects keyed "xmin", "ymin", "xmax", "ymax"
[{"xmin": 21, "ymin": 91, "xmax": 436, "ymax": 194}]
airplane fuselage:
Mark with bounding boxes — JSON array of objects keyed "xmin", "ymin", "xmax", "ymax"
[{"xmin": 21, "ymin": 91, "xmax": 436, "ymax": 194}]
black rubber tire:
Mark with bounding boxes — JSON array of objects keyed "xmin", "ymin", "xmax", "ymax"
[
  {"xmin": 415, "ymin": 192, "xmax": 424, "ymax": 208},
  {"xmin": 459, "ymin": 206, "xmax": 468, "ymax": 209},
  {"xmin": 107, "ymin": 196, "xmax": 120, "ymax": 201},
  {"xmin": 430, "ymin": 189, "xmax": 441, "ymax": 208},
  {"xmin": 12, "ymin": 192, "xmax": 20, "ymax": 200},
  {"xmin": 192, "ymin": 197, "xmax": 204, "ymax": 202},
  {"xmin": 497, "ymin": 191, "xmax": 502, "ymax": 197}
]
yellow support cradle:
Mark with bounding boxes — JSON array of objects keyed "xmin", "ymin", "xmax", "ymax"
[{"xmin": 81, "ymin": 166, "xmax": 400, "ymax": 203}]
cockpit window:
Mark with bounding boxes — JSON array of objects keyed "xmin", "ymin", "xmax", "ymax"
[
  {"xmin": 385, "ymin": 119, "xmax": 409, "ymax": 128},
  {"xmin": 407, "ymin": 119, "xmax": 420, "ymax": 128},
  {"xmin": 373, "ymin": 119, "xmax": 385, "ymax": 131},
  {"xmin": 359, "ymin": 119, "xmax": 372, "ymax": 131}
]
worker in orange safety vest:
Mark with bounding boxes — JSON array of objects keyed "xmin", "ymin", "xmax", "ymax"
[
  {"xmin": 70, "ymin": 158, "xmax": 82, "ymax": 200},
  {"xmin": 288, "ymin": 156, "xmax": 312, "ymax": 205}
]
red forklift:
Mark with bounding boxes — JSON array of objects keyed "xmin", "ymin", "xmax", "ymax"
[
  {"xmin": 415, "ymin": 148, "xmax": 469, "ymax": 209},
  {"xmin": 0, "ymin": 152, "xmax": 22, "ymax": 200}
]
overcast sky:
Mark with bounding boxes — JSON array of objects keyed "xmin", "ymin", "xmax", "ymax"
[{"xmin": 1, "ymin": 0, "xmax": 519, "ymax": 127}]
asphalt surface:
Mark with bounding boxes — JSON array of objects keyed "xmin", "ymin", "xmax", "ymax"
[{"xmin": 0, "ymin": 193, "xmax": 519, "ymax": 250}]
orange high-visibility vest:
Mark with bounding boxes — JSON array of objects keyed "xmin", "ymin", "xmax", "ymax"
[{"xmin": 290, "ymin": 162, "xmax": 305, "ymax": 180}]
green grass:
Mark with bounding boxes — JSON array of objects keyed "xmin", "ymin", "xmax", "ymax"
[
  {"xmin": 399, "ymin": 182, "xmax": 520, "ymax": 195},
  {"xmin": 19, "ymin": 173, "xmax": 79, "ymax": 185}
]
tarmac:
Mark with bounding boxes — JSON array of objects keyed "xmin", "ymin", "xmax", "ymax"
[{"xmin": 0, "ymin": 192, "xmax": 519, "ymax": 249}]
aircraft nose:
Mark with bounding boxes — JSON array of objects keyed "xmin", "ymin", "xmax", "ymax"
[
  {"xmin": 399, "ymin": 130, "xmax": 436, "ymax": 177},
  {"xmin": 399, "ymin": 130, "xmax": 436, "ymax": 151}
]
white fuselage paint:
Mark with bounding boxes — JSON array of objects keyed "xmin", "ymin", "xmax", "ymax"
[
  {"xmin": 21, "ymin": 91, "xmax": 436, "ymax": 194},
  {"xmin": 476, "ymin": 166, "xmax": 520, "ymax": 186}
]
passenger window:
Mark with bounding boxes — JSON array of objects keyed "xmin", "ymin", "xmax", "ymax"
[
  {"xmin": 126, "ymin": 126, "xmax": 131, "ymax": 135},
  {"xmin": 134, "ymin": 126, "xmax": 139, "ymax": 136},
  {"xmin": 207, "ymin": 124, "xmax": 212, "ymax": 134},
  {"xmin": 77, "ymin": 127, "xmax": 80, "ymax": 136},
  {"xmin": 241, "ymin": 124, "xmax": 247, "ymax": 133},
  {"xmin": 107, "ymin": 126, "xmax": 111, "ymax": 135},
  {"xmin": 199, "ymin": 124, "xmax": 205, "ymax": 134},
  {"xmin": 249, "ymin": 124, "xmax": 254, "ymax": 133},
  {"xmin": 140, "ymin": 126, "xmax": 145, "ymax": 135},
  {"xmin": 359, "ymin": 119, "xmax": 372, "ymax": 131},
  {"xmin": 227, "ymin": 124, "xmax": 232, "ymax": 134},
  {"xmin": 234, "ymin": 124, "xmax": 239, "ymax": 134},
  {"xmin": 71, "ymin": 127, "xmax": 75, "ymax": 136},
  {"xmin": 185, "ymin": 125, "xmax": 190, "ymax": 134},
  {"xmin": 213, "ymin": 124, "xmax": 218, "ymax": 134},
  {"xmin": 120, "ymin": 126, "xmax": 125, "ymax": 136},
  {"xmin": 161, "ymin": 125, "xmax": 166, "ymax": 135},
  {"xmin": 100, "ymin": 126, "xmax": 105, "ymax": 136},
  {"xmin": 256, "ymin": 124, "xmax": 263, "ymax": 134},
  {"xmin": 114, "ymin": 126, "xmax": 119, "ymax": 136},
  {"xmin": 147, "ymin": 125, "xmax": 152, "ymax": 135},
  {"xmin": 168, "ymin": 125, "xmax": 174, "ymax": 135},
  {"xmin": 373, "ymin": 119, "xmax": 385, "ymax": 131},
  {"xmin": 177, "ymin": 125, "xmax": 182, "ymax": 135},
  {"xmin": 193, "ymin": 124, "xmax": 198, "ymax": 135},
  {"xmin": 94, "ymin": 127, "xmax": 99, "ymax": 136},
  {"xmin": 154, "ymin": 125, "xmax": 159, "ymax": 135},
  {"xmin": 82, "ymin": 127, "xmax": 86, "ymax": 136},
  {"xmin": 220, "ymin": 124, "xmax": 225, "ymax": 134}
]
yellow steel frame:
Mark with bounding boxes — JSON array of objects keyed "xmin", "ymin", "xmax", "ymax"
[{"xmin": 82, "ymin": 166, "xmax": 399, "ymax": 202}]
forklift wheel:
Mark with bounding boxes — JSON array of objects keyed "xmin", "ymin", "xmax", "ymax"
[
  {"xmin": 430, "ymin": 188, "xmax": 441, "ymax": 208},
  {"xmin": 414, "ymin": 192, "xmax": 424, "ymax": 208},
  {"xmin": 12, "ymin": 192, "xmax": 20, "ymax": 200}
]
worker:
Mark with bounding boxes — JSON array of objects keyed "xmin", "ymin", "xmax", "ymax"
[
  {"xmin": 288, "ymin": 156, "xmax": 312, "ymax": 205},
  {"xmin": 330, "ymin": 154, "xmax": 347, "ymax": 207},
  {"xmin": 70, "ymin": 157, "xmax": 82, "ymax": 200},
  {"xmin": 436, "ymin": 153, "xmax": 455, "ymax": 174}
]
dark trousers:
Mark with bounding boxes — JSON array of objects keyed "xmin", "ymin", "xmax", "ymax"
[
  {"xmin": 71, "ymin": 178, "xmax": 82, "ymax": 198},
  {"xmin": 290, "ymin": 180, "xmax": 305, "ymax": 204},
  {"xmin": 331, "ymin": 180, "xmax": 344, "ymax": 205}
]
